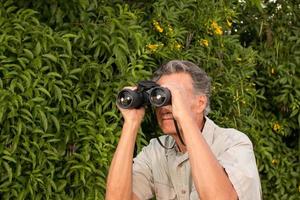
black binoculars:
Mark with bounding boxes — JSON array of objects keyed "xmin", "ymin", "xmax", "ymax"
[{"xmin": 117, "ymin": 80, "xmax": 171, "ymax": 109}]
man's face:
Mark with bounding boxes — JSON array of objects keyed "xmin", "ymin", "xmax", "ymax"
[{"xmin": 155, "ymin": 72, "xmax": 202, "ymax": 135}]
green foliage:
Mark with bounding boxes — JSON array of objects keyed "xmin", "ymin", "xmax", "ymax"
[
  {"xmin": 0, "ymin": 1, "xmax": 152, "ymax": 199},
  {"xmin": 0, "ymin": 0, "xmax": 298, "ymax": 199},
  {"xmin": 233, "ymin": 1, "xmax": 300, "ymax": 199}
]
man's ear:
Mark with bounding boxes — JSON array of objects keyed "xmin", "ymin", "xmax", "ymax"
[{"xmin": 196, "ymin": 95, "xmax": 207, "ymax": 114}]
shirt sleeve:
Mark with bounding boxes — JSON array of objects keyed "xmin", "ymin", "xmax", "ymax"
[
  {"xmin": 132, "ymin": 144, "xmax": 155, "ymax": 200},
  {"xmin": 217, "ymin": 130, "xmax": 262, "ymax": 200}
]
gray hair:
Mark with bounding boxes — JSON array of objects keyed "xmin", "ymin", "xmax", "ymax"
[{"xmin": 152, "ymin": 60, "xmax": 211, "ymax": 115}]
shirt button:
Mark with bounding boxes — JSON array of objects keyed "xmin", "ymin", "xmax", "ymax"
[{"xmin": 181, "ymin": 190, "xmax": 186, "ymax": 194}]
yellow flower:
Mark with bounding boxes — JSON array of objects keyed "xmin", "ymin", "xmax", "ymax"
[
  {"xmin": 272, "ymin": 159, "xmax": 279, "ymax": 165},
  {"xmin": 214, "ymin": 27, "xmax": 223, "ymax": 35},
  {"xmin": 200, "ymin": 39, "xmax": 209, "ymax": 47},
  {"xmin": 272, "ymin": 122, "xmax": 281, "ymax": 132},
  {"xmin": 211, "ymin": 21, "xmax": 219, "ymax": 29},
  {"xmin": 153, "ymin": 20, "xmax": 164, "ymax": 33},
  {"xmin": 211, "ymin": 20, "xmax": 223, "ymax": 35},
  {"xmin": 174, "ymin": 42, "xmax": 182, "ymax": 50},
  {"xmin": 226, "ymin": 19, "xmax": 232, "ymax": 28},
  {"xmin": 156, "ymin": 26, "xmax": 163, "ymax": 33},
  {"xmin": 168, "ymin": 24, "xmax": 173, "ymax": 33},
  {"xmin": 146, "ymin": 44, "xmax": 159, "ymax": 52},
  {"xmin": 271, "ymin": 68, "xmax": 275, "ymax": 75}
]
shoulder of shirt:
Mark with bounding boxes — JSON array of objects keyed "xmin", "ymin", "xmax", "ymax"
[{"xmin": 207, "ymin": 118, "xmax": 253, "ymax": 147}]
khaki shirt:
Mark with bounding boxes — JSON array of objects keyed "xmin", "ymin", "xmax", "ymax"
[{"xmin": 133, "ymin": 117, "xmax": 262, "ymax": 200}]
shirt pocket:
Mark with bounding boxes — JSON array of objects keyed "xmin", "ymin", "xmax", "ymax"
[{"xmin": 154, "ymin": 182, "xmax": 177, "ymax": 200}]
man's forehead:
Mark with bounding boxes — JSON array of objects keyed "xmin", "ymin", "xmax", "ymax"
[{"xmin": 157, "ymin": 72, "xmax": 195, "ymax": 90}]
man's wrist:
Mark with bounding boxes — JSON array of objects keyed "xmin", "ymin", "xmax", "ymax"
[
  {"xmin": 122, "ymin": 120, "xmax": 141, "ymax": 135},
  {"xmin": 176, "ymin": 111, "xmax": 196, "ymax": 124}
]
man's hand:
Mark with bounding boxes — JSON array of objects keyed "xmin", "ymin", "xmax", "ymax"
[
  {"xmin": 159, "ymin": 81, "xmax": 206, "ymax": 127},
  {"xmin": 117, "ymin": 86, "xmax": 145, "ymax": 125}
]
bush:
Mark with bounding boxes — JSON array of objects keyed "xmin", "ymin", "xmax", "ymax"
[{"xmin": 0, "ymin": 0, "xmax": 298, "ymax": 199}]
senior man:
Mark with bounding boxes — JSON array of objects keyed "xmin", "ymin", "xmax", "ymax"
[{"xmin": 106, "ymin": 60, "xmax": 262, "ymax": 200}]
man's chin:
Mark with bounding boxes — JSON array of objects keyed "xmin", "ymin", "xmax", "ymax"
[
  {"xmin": 158, "ymin": 120, "xmax": 177, "ymax": 135},
  {"xmin": 161, "ymin": 128, "xmax": 177, "ymax": 136}
]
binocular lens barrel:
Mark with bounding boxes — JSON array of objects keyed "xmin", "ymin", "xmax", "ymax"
[
  {"xmin": 117, "ymin": 89, "xmax": 143, "ymax": 109},
  {"xmin": 149, "ymin": 87, "xmax": 171, "ymax": 107}
]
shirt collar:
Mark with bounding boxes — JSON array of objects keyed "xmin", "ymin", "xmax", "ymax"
[{"xmin": 201, "ymin": 116, "xmax": 215, "ymax": 147}]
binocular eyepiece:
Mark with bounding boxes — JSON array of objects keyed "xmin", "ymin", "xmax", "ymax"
[{"xmin": 117, "ymin": 81, "xmax": 171, "ymax": 109}]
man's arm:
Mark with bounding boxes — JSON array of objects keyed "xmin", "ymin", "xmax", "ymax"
[
  {"xmin": 105, "ymin": 90, "xmax": 144, "ymax": 200},
  {"xmin": 179, "ymin": 115, "xmax": 238, "ymax": 200},
  {"xmin": 105, "ymin": 121, "xmax": 141, "ymax": 200},
  {"xmin": 167, "ymin": 82, "xmax": 238, "ymax": 200}
]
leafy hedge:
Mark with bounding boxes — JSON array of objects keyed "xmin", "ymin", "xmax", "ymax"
[{"xmin": 0, "ymin": 0, "xmax": 299, "ymax": 199}]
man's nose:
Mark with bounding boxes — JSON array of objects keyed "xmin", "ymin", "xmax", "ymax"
[{"xmin": 157, "ymin": 105, "xmax": 172, "ymax": 113}]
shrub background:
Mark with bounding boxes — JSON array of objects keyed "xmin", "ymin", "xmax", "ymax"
[{"xmin": 0, "ymin": 0, "xmax": 299, "ymax": 199}]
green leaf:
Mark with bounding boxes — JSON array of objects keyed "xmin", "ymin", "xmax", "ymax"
[
  {"xmin": 54, "ymin": 85, "xmax": 62, "ymax": 101},
  {"xmin": 6, "ymin": 6, "xmax": 18, "ymax": 13},
  {"xmin": 43, "ymin": 54, "xmax": 58, "ymax": 63},
  {"xmin": 70, "ymin": 68, "xmax": 82, "ymax": 75},
  {"xmin": 2, "ymin": 155, "xmax": 17, "ymax": 163},
  {"xmin": 47, "ymin": 72, "xmax": 62, "ymax": 79},
  {"xmin": 23, "ymin": 49, "xmax": 34, "ymax": 60},
  {"xmin": 39, "ymin": 109, "xmax": 48, "ymax": 131},
  {"xmin": 3, "ymin": 161, "xmax": 13, "ymax": 182},
  {"xmin": 0, "ymin": 107, "xmax": 5, "ymax": 123},
  {"xmin": 31, "ymin": 97, "xmax": 45, "ymax": 102},
  {"xmin": 37, "ymin": 87, "xmax": 51, "ymax": 98},
  {"xmin": 50, "ymin": 115, "xmax": 60, "ymax": 132},
  {"xmin": 34, "ymin": 42, "xmax": 41, "ymax": 55},
  {"xmin": 65, "ymin": 39, "xmax": 72, "ymax": 55},
  {"xmin": 62, "ymin": 33, "xmax": 78, "ymax": 38},
  {"xmin": 32, "ymin": 57, "xmax": 42, "ymax": 69},
  {"xmin": 21, "ymin": 108, "xmax": 33, "ymax": 119},
  {"xmin": 57, "ymin": 180, "xmax": 67, "ymax": 192}
]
